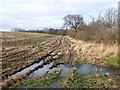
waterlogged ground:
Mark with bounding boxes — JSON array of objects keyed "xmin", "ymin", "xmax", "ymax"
[
  {"xmin": 9, "ymin": 68, "xmax": 120, "ymax": 88},
  {"xmin": 61, "ymin": 68, "xmax": 120, "ymax": 88},
  {"xmin": 2, "ymin": 32, "xmax": 120, "ymax": 88}
]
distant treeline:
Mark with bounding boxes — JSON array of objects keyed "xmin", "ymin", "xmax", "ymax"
[
  {"xmin": 12, "ymin": 28, "xmax": 67, "ymax": 35},
  {"xmin": 28, "ymin": 28, "xmax": 67, "ymax": 36},
  {"xmin": 12, "ymin": 27, "xmax": 118, "ymax": 45},
  {"xmin": 12, "ymin": 7, "xmax": 118, "ymax": 45}
]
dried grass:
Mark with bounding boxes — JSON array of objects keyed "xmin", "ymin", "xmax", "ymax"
[{"xmin": 67, "ymin": 36, "xmax": 118, "ymax": 58}]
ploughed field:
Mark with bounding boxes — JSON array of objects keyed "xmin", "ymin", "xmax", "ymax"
[{"xmin": 1, "ymin": 32, "xmax": 120, "ymax": 88}]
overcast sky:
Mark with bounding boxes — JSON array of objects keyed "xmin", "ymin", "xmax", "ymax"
[{"xmin": 0, "ymin": 0, "xmax": 119, "ymax": 31}]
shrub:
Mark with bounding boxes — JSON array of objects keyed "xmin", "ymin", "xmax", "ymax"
[{"xmin": 66, "ymin": 29, "xmax": 118, "ymax": 45}]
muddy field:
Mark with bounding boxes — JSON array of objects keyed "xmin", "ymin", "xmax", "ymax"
[
  {"xmin": 1, "ymin": 32, "xmax": 120, "ymax": 88},
  {"xmin": 2, "ymin": 32, "xmax": 49, "ymax": 42}
]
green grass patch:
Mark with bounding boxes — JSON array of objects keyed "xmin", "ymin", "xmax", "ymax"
[{"xmin": 104, "ymin": 57, "xmax": 120, "ymax": 68}]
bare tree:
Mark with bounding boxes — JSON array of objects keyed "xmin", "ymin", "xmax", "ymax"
[
  {"xmin": 104, "ymin": 7, "xmax": 118, "ymax": 30},
  {"xmin": 89, "ymin": 12, "xmax": 107, "ymax": 30},
  {"xmin": 63, "ymin": 14, "xmax": 84, "ymax": 32}
]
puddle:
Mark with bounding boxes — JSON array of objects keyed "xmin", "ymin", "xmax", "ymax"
[
  {"xmin": 8, "ymin": 50, "xmax": 56, "ymax": 78},
  {"xmin": 47, "ymin": 64, "xmax": 119, "ymax": 88},
  {"xmin": 9, "ymin": 61, "xmax": 119, "ymax": 79},
  {"xmin": 60, "ymin": 64, "xmax": 117, "ymax": 76},
  {"xmin": 8, "ymin": 57, "xmax": 119, "ymax": 81},
  {"xmin": 18, "ymin": 63, "xmax": 119, "ymax": 88},
  {"xmin": 9, "ymin": 60, "xmax": 44, "ymax": 78},
  {"xmin": 26, "ymin": 63, "xmax": 119, "ymax": 80},
  {"xmin": 49, "ymin": 64, "xmax": 119, "ymax": 76},
  {"xmin": 28, "ymin": 62, "xmax": 53, "ymax": 79}
]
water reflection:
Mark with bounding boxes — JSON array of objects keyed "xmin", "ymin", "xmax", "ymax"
[{"xmin": 9, "ymin": 60, "xmax": 44, "ymax": 78}]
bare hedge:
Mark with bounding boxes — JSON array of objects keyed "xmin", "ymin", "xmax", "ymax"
[{"xmin": 66, "ymin": 29, "xmax": 118, "ymax": 45}]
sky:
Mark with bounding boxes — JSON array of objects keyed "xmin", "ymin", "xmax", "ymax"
[{"xmin": 0, "ymin": 0, "xmax": 119, "ymax": 31}]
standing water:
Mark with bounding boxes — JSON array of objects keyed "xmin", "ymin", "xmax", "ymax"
[
  {"xmin": 28, "ymin": 64, "xmax": 119, "ymax": 79},
  {"xmin": 9, "ymin": 60, "xmax": 44, "ymax": 78}
]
